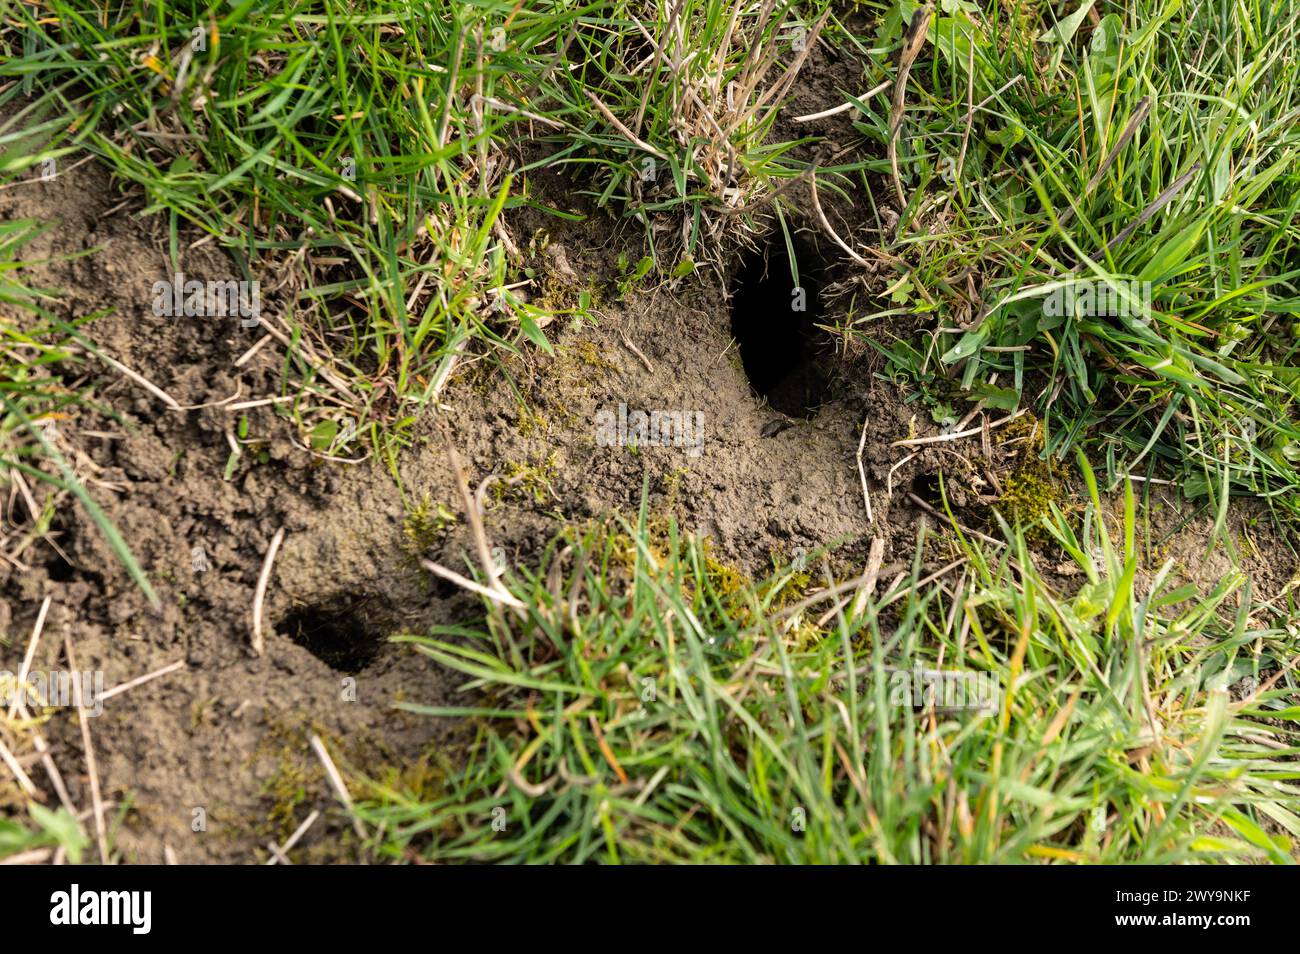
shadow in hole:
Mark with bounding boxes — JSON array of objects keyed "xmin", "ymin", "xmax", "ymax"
[
  {"xmin": 277, "ymin": 596, "xmax": 385, "ymax": 673},
  {"xmin": 911, "ymin": 472, "xmax": 945, "ymax": 508},
  {"xmin": 45, "ymin": 548, "xmax": 76, "ymax": 582},
  {"xmin": 730, "ymin": 235, "xmax": 833, "ymax": 417}
]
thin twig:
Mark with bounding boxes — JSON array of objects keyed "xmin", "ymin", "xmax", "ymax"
[
  {"xmin": 257, "ymin": 316, "xmax": 358, "ymax": 404},
  {"xmin": 99, "ymin": 659, "xmax": 186, "ymax": 703},
  {"xmin": 8, "ymin": 595, "xmax": 50, "ymax": 720},
  {"xmin": 856, "ymin": 413, "xmax": 875, "ymax": 523},
  {"xmin": 814, "ymin": 536, "xmax": 887, "ymax": 628},
  {"xmin": 888, "ymin": 6, "xmax": 933, "ymax": 208},
  {"xmin": 251, "ymin": 528, "xmax": 286, "ymax": 657},
  {"xmin": 633, "ymin": 0, "xmax": 682, "ymax": 135},
  {"xmin": 1103, "ymin": 162, "xmax": 1202, "ymax": 254},
  {"xmin": 906, "ymin": 491, "xmax": 1003, "ymax": 548},
  {"xmin": 265, "ymin": 809, "xmax": 320, "ymax": 865},
  {"xmin": 851, "ymin": 536, "xmax": 887, "ymax": 620},
  {"xmin": 64, "ymin": 633, "xmax": 107, "ymax": 864},
  {"xmin": 891, "ymin": 408, "xmax": 1027, "ymax": 448},
  {"xmin": 7, "ymin": 695, "xmax": 76, "ymax": 817},
  {"xmin": 0, "ymin": 738, "xmax": 37, "ymax": 797},
  {"xmin": 309, "ymin": 735, "xmax": 367, "ymax": 841},
  {"xmin": 0, "ymin": 848, "xmax": 53, "ymax": 865},
  {"xmin": 811, "ymin": 170, "xmax": 869, "ymax": 267},
  {"xmin": 421, "ymin": 559, "xmax": 527, "ymax": 609},
  {"xmin": 584, "ymin": 90, "xmax": 667, "ymax": 160},
  {"xmin": 436, "ymin": 419, "xmax": 520, "ymax": 614},
  {"xmin": 1085, "ymin": 97, "xmax": 1152, "ymax": 196},
  {"xmin": 619, "ymin": 329, "xmax": 654, "ymax": 372},
  {"xmin": 793, "ymin": 81, "xmax": 890, "ymax": 122},
  {"xmin": 91, "ymin": 350, "xmax": 182, "ymax": 411}
]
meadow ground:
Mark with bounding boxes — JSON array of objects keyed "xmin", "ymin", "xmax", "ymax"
[{"xmin": 1, "ymin": 0, "xmax": 1299, "ymax": 864}]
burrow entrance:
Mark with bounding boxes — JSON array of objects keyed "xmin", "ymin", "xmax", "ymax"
[
  {"xmin": 276, "ymin": 595, "xmax": 385, "ymax": 673},
  {"xmin": 730, "ymin": 233, "xmax": 835, "ymax": 417}
]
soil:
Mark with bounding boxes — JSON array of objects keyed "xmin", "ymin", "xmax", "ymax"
[{"xmin": 1, "ymin": 44, "xmax": 1294, "ymax": 863}]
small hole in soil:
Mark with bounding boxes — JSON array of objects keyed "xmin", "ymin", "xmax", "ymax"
[
  {"xmin": 277, "ymin": 597, "xmax": 384, "ymax": 673},
  {"xmin": 911, "ymin": 473, "xmax": 944, "ymax": 508},
  {"xmin": 431, "ymin": 575, "xmax": 459, "ymax": 600},
  {"xmin": 44, "ymin": 548, "xmax": 76, "ymax": 582},
  {"xmin": 730, "ymin": 234, "xmax": 833, "ymax": 417}
]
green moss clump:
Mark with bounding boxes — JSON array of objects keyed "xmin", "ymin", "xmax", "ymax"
[
  {"xmin": 496, "ymin": 453, "xmax": 558, "ymax": 504},
  {"xmin": 565, "ymin": 339, "xmax": 617, "ymax": 372},
  {"xmin": 998, "ymin": 462, "xmax": 1058, "ymax": 524},
  {"xmin": 992, "ymin": 415, "xmax": 1063, "ymax": 534},
  {"xmin": 403, "ymin": 495, "xmax": 457, "ymax": 556},
  {"xmin": 515, "ymin": 406, "xmax": 550, "ymax": 437},
  {"xmin": 248, "ymin": 717, "xmax": 386, "ymax": 862}
]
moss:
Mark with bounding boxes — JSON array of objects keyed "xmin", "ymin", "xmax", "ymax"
[
  {"xmin": 522, "ymin": 229, "xmax": 604, "ymax": 315},
  {"xmin": 659, "ymin": 466, "xmax": 689, "ymax": 502},
  {"xmin": 533, "ymin": 275, "xmax": 603, "ymax": 315},
  {"xmin": 247, "ymin": 716, "xmax": 372, "ymax": 861},
  {"xmin": 495, "ymin": 453, "xmax": 558, "ymax": 505},
  {"xmin": 188, "ymin": 697, "xmax": 218, "ymax": 730},
  {"xmin": 245, "ymin": 705, "xmax": 488, "ymax": 862},
  {"xmin": 998, "ymin": 462, "xmax": 1058, "ymax": 525},
  {"xmin": 770, "ymin": 569, "xmax": 811, "ymax": 609},
  {"xmin": 402, "ymin": 494, "xmax": 457, "ymax": 556},
  {"xmin": 366, "ymin": 748, "xmax": 454, "ymax": 806},
  {"xmin": 702, "ymin": 543, "xmax": 749, "ymax": 601},
  {"xmin": 515, "ymin": 406, "xmax": 550, "ymax": 437},
  {"xmin": 701, "ymin": 540, "xmax": 818, "ymax": 629},
  {"xmin": 510, "ymin": 339, "xmax": 618, "ymax": 439},
  {"xmin": 609, "ymin": 512, "xmax": 671, "ymax": 576},
  {"xmin": 991, "ymin": 414, "xmax": 1065, "ymax": 536},
  {"xmin": 566, "ymin": 339, "xmax": 617, "ymax": 373}
]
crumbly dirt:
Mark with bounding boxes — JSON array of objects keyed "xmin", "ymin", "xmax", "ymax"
[{"xmin": 1, "ymin": 45, "xmax": 1295, "ymax": 863}]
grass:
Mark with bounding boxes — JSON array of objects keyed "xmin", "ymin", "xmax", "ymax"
[
  {"xmin": 3, "ymin": 1, "xmax": 572, "ymax": 457},
  {"xmin": 850, "ymin": 0, "xmax": 1300, "ymax": 525},
  {"xmin": 0, "ymin": 0, "xmax": 849, "ymax": 455},
  {"xmin": 0, "ymin": 802, "xmax": 88, "ymax": 864},
  {"xmin": 360, "ymin": 461, "xmax": 1299, "ymax": 863},
  {"xmin": 531, "ymin": 0, "xmax": 837, "ymax": 259},
  {"xmin": 2, "ymin": 0, "xmax": 1300, "ymax": 865}
]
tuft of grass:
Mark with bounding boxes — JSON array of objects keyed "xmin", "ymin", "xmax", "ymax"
[
  {"xmin": 1, "ymin": 1, "xmax": 852, "ymax": 453},
  {"xmin": 364, "ymin": 463, "xmax": 1299, "ymax": 863},
  {"xmin": 530, "ymin": 0, "xmax": 839, "ymax": 257},
  {"xmin": 1, "ymin": 1, "xmax": 584, "ymax": 452},
  {"xmin": 852, "ymin": 0, "xmax": 1300, "ymax": 524},
  {"xmin": 401, "ymin": 494, "xmax": 457, "ymax": 558},
  {"xmin": 0, "ymin": 803, "xmax": 88, "ymax": 864}
]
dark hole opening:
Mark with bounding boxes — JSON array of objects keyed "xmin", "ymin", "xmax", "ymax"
[
  {"xmin": 41, "ymin": 520, "xmax": 77, "ymax": 582},
  {"xmin": 431, "ymin": 575, "xmax": 459, "ymax": 600},
  {"xmin": 45, "ymin": 549, "xmax": 76, "ymax": 582},
  {"xmin": 276, "ymin": 596, "xmax": 384, "ymax": 673},
  {"xmin": 911, "ymin": 472, "xmax": 944, "ymax": 508},
  {"xmin": 730, "ymin": 234, "xmax": 833, "ymax": 417}
]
